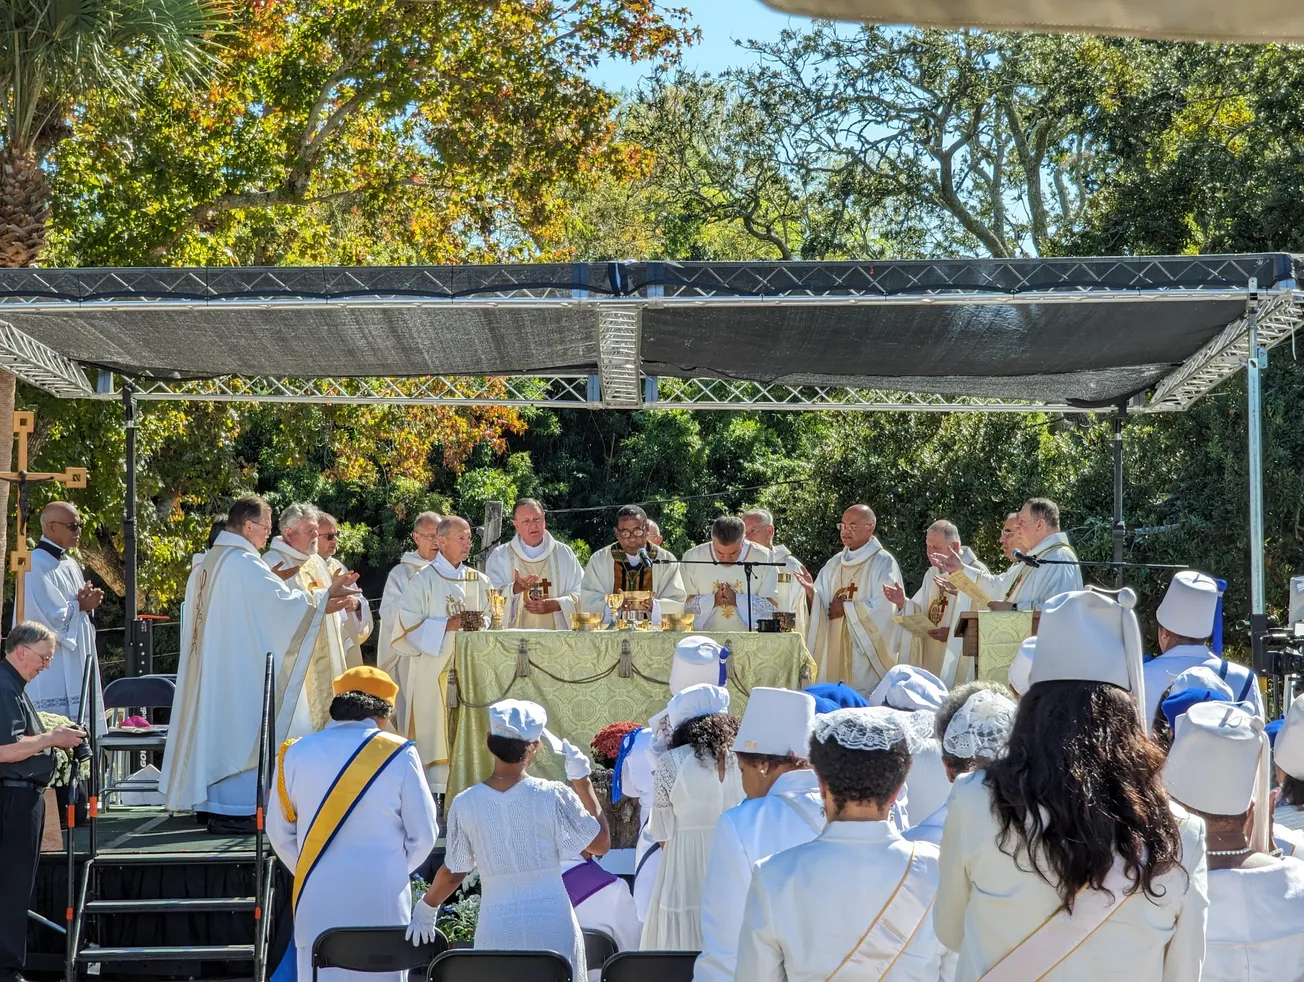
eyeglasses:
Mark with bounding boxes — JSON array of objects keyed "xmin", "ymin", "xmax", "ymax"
[
  {"xmin": 615, "ymin": 527, "xmax": 646, "ymax": 539},
  {"xmin": 52, "ymin": 520, "xmax": 83, "ymax": 531},
  {"xmin": 320, "ymin": 532, "xmax": 339, "ymax": 541},
  {"xmin": 837, "ymin": 523, "xmax": 867, "ymax": 532}
]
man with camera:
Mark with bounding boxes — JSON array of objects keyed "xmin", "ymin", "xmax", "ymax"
[{"xmin": 0, "ymin": 622, "xmax": 86, "ymax": 982}]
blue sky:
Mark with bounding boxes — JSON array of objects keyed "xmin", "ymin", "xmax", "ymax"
[{"xmin": 591, "ymin": 0, "xmax": 817, "ymax": 92}]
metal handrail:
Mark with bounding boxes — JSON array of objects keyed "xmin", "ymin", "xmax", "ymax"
[{"xmin": 253, "ymin": 650, "xmax": 275, "ymax": 982}]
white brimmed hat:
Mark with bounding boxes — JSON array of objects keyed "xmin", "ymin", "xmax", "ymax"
[
  {"xmin": 1008, "ymin": 637, "xmax": 1036, "ymax": 696},
  {"xmin": 867, "ymin": 665, "xmax": 947, "ymax": 712},
  {"xmin": 1156, "ymin": 571, "xmax": 1220, "ymax": 639},
  {"xmin": 488, "ymin": 699, "xmax": 547, "ymax": 742},
  {"xmin": 668, "ymin": 683, "xmax": 730, "ymax": 728},
  {"xmin": 733, "ymin": 687, "xmax": 815, "ymax": 757}
]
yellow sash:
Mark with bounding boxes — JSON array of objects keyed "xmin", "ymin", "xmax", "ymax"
[{"xmin": 290, "ymin": 729, "xmax": 412, "ymax": 914}]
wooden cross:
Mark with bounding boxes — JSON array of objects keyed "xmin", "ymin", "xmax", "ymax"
[
  {"xmin": 1, "ymin": 413, "xmax": 88, "ymax": 623},
  {"xmin": 538, "ymin": 577, "xmax": 551, "ymax": 597},
  {"xmin": 843, "ymin": 582, "xmax": 858, "ymax": 599}
]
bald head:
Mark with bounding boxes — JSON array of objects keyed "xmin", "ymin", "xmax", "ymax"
[
  {"xmin": 839, "ymin": 504, "xmax": 876, "ymax": 551},
  {"xmin": 41, "ymin": 502, "xmax": 82, "ymax": 549},
  {"xmin": 437, "ymin": 516, "xmax": 473, "ymax": 566}
]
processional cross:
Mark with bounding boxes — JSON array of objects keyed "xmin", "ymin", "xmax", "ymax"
[{"xmin": 1, "ymin": 412, "xmax": 88, "ymax": 622}]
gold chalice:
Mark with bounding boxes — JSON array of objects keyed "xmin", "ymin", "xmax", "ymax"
[
  {"xmin": 486, "ymin": 588, "xmax": 507, "ymax": 630},
  {"xmin": 663, "ymin": 612, "xmax": 697, "ymax": 632},
  {"xmin": 571, "ymin": 612, "xmax": 603, "ymax": 632},
  {"xmin": 605, "ymin": 592, "xmax": 626, "ymax": 629}
]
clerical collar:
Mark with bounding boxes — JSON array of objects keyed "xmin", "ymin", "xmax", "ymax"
[
  {"xmin": 514, "ymin": 535, "xmax": 551, "ymax": 561},
  {"xmin": 434, "ymin": 553, "xmax": 464, "ymax": 575},
  {"xmin": 1027, "ymin": 531, "xmax": 1070, "ymax": 555},
  {"xmin": 841, "ymin": 537, "xmax": 880, "ymax": 565},
  {"xmin": 36, "ymin": 537, "xmax": 65, "ymax": 561},
  {"xmin": 268, "ymin": 535, "xmax": 311, "ymax": 562}
]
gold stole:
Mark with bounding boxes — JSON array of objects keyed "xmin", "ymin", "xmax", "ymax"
[
  {"xmin": 288, "ymin": 729, "xmax": 412, "ymax": 913},
  {"xmin": 826, "ymin": 844, "xmax": 936, "ymax": 981}
]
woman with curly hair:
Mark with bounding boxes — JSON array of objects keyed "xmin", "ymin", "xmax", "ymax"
[
  {"xmin": 935, "ymin": 589, "xmax": 1208, "ymax": 981},
  {"xmin": 640, "ymin": 683, "xmax": 743, "ymax": 950}
]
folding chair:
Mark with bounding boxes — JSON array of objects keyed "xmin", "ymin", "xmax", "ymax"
[
  {"xmin": 99, "ymin": 674, "xmax": 175, "ymax": 805},
  {"xmin": 426, "ymin": 949, "xmax": 572, "ymax": 982},
  {"xmin": 600, "ymin": 950, "xmax": 698, "ymax": 982},
  {"xmin": 582, "ymin": 930, "xmax": 618, "ymax": 973},
  {"xmin": 312, "ymin": 926, "xmax": 448, "ymax": 982}
]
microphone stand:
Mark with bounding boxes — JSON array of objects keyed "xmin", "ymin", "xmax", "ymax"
[
  {"xmin": 1013, "ymin": 552, "xmax": 1187, "ymax": 573},
  {"xmin": 650, "ymin": 555, "xmax": 786, "ymax": 632}
]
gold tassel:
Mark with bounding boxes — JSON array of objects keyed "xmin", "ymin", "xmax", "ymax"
[
  {"xmin": 446, "ymin": 669, "xmax": 459, "ymax": 709},
  {"xmin": 515, "ymin": 639, "xmax": 530, "ymax": 678},
  {"xmin": 619, "ymin": 636, "xmax": 633, "ymax": 678}
]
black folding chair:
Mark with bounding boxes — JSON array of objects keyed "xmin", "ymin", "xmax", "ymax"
[
  {"xmin": 582, "ymin": 930, "xmax": 619, "ymax": 972},
  {"xmin": 99, "ymin": 674, "xmax": 176, "ymax": 806},
  {"xmin": 312, "ymin": 926, "xmax": 449, "ymax": 982},
  {"xmin": 426, "ymin": 949, "xmax": 572, "ymax": 982},
  {"xmin": 600, "ymin": 950, "xmax": 698, "ymax": 982}
]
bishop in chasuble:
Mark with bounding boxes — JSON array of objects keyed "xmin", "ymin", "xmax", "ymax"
[
  {"xmin": 579, "ymin": 505, "xmax": 686, "ymax": 624},
  {"xmin": 484, "ymin": 498, "xmax": 583, "ymax": 630},
  {"xmin": 264, "ymin": 502, "xmax": 361, "ymax": 733},
  {"xmin": 160, "ymin": 496, "xmax": 359, "ymax": 818},
  {"xmin": 390, "ymin": 516, "xmax": 486, "ymax": 792},
  {"xmin": 744, "ymin": 509, "xmax": 814, "ymax": 639},
  {"xmin": 377, "ymin": 511, "xmax": 441, "ymax": 727},
  {"xmin": 884, "ymin": 520, "xmax": 990, "ymax": 688},
  {"xmin": 807, "ymin": 505, "xmax": 903, "ymax": 697},
  {"xmin": 681, "ymin": 516, "xmax": 779, "ymax": 631}
]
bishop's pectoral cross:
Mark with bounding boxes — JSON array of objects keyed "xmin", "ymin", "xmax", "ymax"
[
  {"xmin": 838, "ymin": 582, "xmax": 858, "ymax": 601},
  {"xmin": 1, "ymin": 412, "xmax": 89, "ymax": 622}
]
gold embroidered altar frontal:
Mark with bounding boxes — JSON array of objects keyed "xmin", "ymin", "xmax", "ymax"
[
  {"xmin": 975, "ymin": 611, "xmax": 1036, "ymax": 685},
  {"xmin": 447, "ymin": 631, "xmax": 816, "ymax": 799}
]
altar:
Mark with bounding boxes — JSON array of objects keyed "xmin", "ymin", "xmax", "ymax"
[{"xmin": 446, "ymin": 630, "xmax": 816, "ymax": 798}]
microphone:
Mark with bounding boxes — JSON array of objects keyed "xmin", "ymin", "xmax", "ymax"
[
  {"xmin": 1013, "ymin": 549, "xmax": 1041, "ymax": 568},
  {"xmin": 636, "ymin": 547, "xmax": 654, "ymax": 566}
]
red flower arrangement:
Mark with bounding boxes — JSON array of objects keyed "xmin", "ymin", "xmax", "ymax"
[{"xmin": 591, "ymin": 721, "xmax": 642, "ymax": 768}]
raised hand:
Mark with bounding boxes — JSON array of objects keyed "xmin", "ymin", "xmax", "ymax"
[
  {"xmin": 882, "ymin": 581, "xmax": 907, "ymax": 611},
  {"xmin": 930, "ymin": 551, "xmax": 962, "ymax": 575},
  {"xmin": 512, "ymin": 569, "xmax": 539, "ymax": 595}
]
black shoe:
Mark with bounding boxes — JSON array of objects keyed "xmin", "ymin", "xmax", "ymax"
[{"xmin": 206, "ymin": 814, "xmax": 257, "ymax": 835}]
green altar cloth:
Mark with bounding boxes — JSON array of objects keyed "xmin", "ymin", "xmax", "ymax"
[{"xmin": 447, "ymin": 630, "xmax": 815, "ymax": 800}]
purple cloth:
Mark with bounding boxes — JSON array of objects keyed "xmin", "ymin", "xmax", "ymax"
[{"xmin": 563, "ymin": 858, "xmax": 619, "ymax": 908}]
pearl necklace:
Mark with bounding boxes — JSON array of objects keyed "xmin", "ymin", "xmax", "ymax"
[{"xmin": 1207, "ymin": 846, "xmax": 1252, "ymax": 857}]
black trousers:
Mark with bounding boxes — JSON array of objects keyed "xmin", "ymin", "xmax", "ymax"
[{"xmin": 0, "ymin": 786, "xmax": 42, "ymax": 982}]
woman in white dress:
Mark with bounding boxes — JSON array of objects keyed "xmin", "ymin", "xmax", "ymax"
[
  {"xmin": 407, "ymin": 699, "xmax": 610, "ymax": 976},
  {"xmin": 641, "ymin": 683, "xmax": 744, "ymax": 950}
]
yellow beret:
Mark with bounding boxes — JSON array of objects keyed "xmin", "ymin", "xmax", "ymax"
[{"xmin": 332, "ymin": 666, "xmax": 398, "ymax": 704}]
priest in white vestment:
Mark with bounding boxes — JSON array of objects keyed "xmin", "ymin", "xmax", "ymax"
[
  {"xmin": 885, "ymin": 520, "xmax": 989, "ymax": 687},
  {"xmin": 1142, "ymin": 570, "xmax": 1263, "ymax": 721},
  {"xmin": 268, "ymin": 667, "xmax": 438, "ymax": 982},
  {"xmin": 744, "ymin": 509, "xmax": 814, "ymax": 639},
  {"xmin": 1164, "ymin": 699, "xmax": 1304, "ymax": 982},
  {"xmin": 264, "ymin": 502, "xmax": 360, "ymax": 733},
  {"xmin": 579, "ymin": 505, "xmax": 685, "ymax": 625},
  {"xmin": 807, "ymin": 504, "xmax": 903, "ymax": 696},
  {"xmin": 377, "ymin": 511, "xmax": 440, "ymax": 729},
  {"xmin": 936, "ymin": 589, "xmax": 1207, "ymax": 982},
  {"xmin": 160, "ymin": 496, "xmax": 359, "ymax": 824},
  {"xmin": 318, "ymin": 511, "xmax": 373, "ymax": 669},
  {"xmin": 680, "ymin": 516, "xmax": 779, "ymax": 632},
  {"xmin": 484, "ymin": 499, "xmax": 582, "ymax": 630},
  {"xmin": 696, "ymin": 688, "xmax": 823, "ymax": 982},
  {"xmin": 19, "ymin": 502, "xmax": 104, "ymax": 731},
  {"xmin": 934, "ymin": 498, "xmax": 1082, "ymax": 611},
  {"xmin": 735, "ymin": 706, "xmax": 954, "ymax": 982},
  {"xmin": 390, "ymin": 516, "xmax": 486, "ymax": 792}
]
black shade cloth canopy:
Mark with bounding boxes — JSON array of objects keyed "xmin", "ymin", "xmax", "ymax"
[{"xmin": 0, "ymin": 255, "xmax": 1297, "ymax": 407}]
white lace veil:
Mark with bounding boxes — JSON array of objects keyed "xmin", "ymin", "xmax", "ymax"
[
  {"xmin": 942, "ymin": 689, "xmax": 1017, "ymax": 760},
  {"xmin": 812, "ymin": 706, "xmax": 932, "ymax": 753}
]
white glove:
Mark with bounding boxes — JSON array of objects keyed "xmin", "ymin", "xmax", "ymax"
[
  {"xmin": 561, "ymin": 739, "xmax": 592, "ymax": 781},
  {"xmin": 406, "ymin": 898, "xmax": 439, "ymax": 946}
]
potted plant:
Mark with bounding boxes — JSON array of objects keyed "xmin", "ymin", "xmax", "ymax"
[{"xmin": 589, "ymin": 722, "xmax": 643, "ymax": 849}]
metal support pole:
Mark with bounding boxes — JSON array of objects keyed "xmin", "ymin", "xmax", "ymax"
[
  {"xmin": 1111, "ymin": 407, "xmax": 1126, "ymax": 588},
  {"xmin": 1246, "ymin": 285, "xmax": 1270, "ymax": 674},
  {"xmin": 122, "ymin": 385, "xmax": 138, "ymax": 676}
]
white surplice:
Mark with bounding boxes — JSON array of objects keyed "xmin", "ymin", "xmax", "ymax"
[
  {"xmin": 1201, "ymin": 856, "xmax": 1304, "ymax": 982},
  {"xmin": 680, "ymin": 541, "xmax": 779, "ymax": 632},
  {"xmin": 807, "ymin": 538, "xmax": 903, "ymax": 696},
  {"xmin": 1142, "ymin": 644, "xmax": 1264, "ymax": 722},
  {"xmin": 736, "ymin": 820, "xmax": 954, "ymax": 982},
  {"xmin": 950, "ymin": 532, "xmax": 1082, "ymax": 611},
  {"xmin": 484, "ymin": 533, "xmax": 583, "ymax": 630},
  {"xmin": 898, "ymin": 547, "xmax": 989, "ymax": 688},
  {"xmin": 579, "ymin": 543, "xmax": 686, "ymax": 625},
  {"xmin": 771, "ymin": 544, "xmax": 811, "ymax": 640},
  {"xmin": 326, "ymin": 554, "xmax": 373, "ymax": 668},
  {"xmin": 695, "ymin": 769, "xmax": 824, "ymax": 982},
  {"xmin": 267, "ymin": 720, "xmax": 438, "ymax": 982},
  {"xmin": 390, "ymin": 553, "xmax": 487, "ymax": 791},
  {"xmin": 935, "ymin": 771, "xmax": 1208, "ymax": 982},
  {"xmin": 20, "ymin": 540, "xmax": 104, "ymax": 733},
  {"xmin": 376, "ymin": 550, "xmax": 432, "ymax": 728},
  {"xmin": 160, "ymin": 531, "xmax": 331, "ymax": 815}
]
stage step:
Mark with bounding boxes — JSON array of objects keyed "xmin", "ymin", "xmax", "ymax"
[
  {"xmin": 83, "ymin": 897, "xmax": 256, "ymax": 915},
  {"xmin": 76, "ymin": 944, "xmax": 254, "ymax": 963},
  {"xmin": 94, "ymin": 850, "xmax": 256, "ymax": 866}
]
